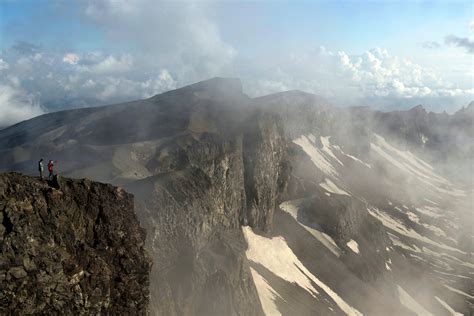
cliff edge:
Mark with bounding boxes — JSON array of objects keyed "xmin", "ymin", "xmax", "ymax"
[{"xmin": 0, "ymin": 173, "xmax": 150, "ymax": 315}]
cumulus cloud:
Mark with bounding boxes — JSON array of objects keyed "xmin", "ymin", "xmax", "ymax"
[
  {"xmin": 0, "ymin": 42, "xmax": 180, "ymax": 122},
  {"xmin": 0, "ymin": 84, "xmax": 44, "ymax": 128},
  {"xmin": 445, "ymin": 35, "xmax": 474, "ymax": 54},
  {"xmin": 0, "ymin": 2, "xmax": 472, "ymax": 127},
  {"xmin": 242, "ymin": 47, "xmax": 472, "ymax": 106},
  {"xmin": 75, "ymin": 54, "xmax": 134, "ymax": 74},
  {"xmin": 62, "ymin": 53, "xmax": 80, "ymax": 65},
  {"xmin": 79, "ymin": 0, "xmax": 236, "ymax": 82},
  {"xmin": 0, "ymin": 59, "xmax": 9, "ymax": 71}
]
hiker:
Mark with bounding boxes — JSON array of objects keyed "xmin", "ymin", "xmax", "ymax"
[
  {"xmin": 48, "ymin": 160, "xmax": 54, "ymax": 179},
  {"xmin": 38, "ymin": 158, "xmax": 44, "ymax": 179}
]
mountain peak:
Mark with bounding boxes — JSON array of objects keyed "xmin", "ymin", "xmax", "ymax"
[
  {"xmin": 409, "ymin": 104, "xmax": 426, "ymax": 113},
  {"xmin": 153, "ymin": 77, "xmax": 243, "ymax": 100}
]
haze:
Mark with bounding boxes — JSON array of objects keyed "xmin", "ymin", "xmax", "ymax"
[{"xmin": 0, "ymin": 0, "xmax": 473, "ymax": 128}]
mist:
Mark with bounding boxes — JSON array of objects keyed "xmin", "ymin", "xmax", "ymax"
[
  {"xmin": 1, "ymin": 1, "xmax": 473, "ymax": 315},
  {"xmin": 1, "ymin": 0, "xmax": 473, "ymax": 128}
]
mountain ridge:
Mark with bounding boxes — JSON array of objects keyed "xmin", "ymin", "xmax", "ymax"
[{"xmin": 0, "ymin": 77, "xmax": 471, "ymax": 315}]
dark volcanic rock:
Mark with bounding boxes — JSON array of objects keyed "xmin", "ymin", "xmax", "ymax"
[{"xmin": 0, "ymin": 173, "xmax": 150, "ymax": 315}]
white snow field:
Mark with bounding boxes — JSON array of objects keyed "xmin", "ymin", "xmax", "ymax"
[
  {"xmin": 243, "ymin": 226, "xmax": 363, "ymax": 316},
  {"xmin": 293, "ymin": 135, "xmax": 340, "ymax": 178}
]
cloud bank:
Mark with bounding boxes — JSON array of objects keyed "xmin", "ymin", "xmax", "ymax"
[{"xmin": 0, "ymin": 0, "xmax": 472, "ymax": 128}]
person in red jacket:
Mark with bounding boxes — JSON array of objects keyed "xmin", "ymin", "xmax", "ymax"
[{"xmin": 47, "ymin": 160, "xmax": 54, "ymax": 179}]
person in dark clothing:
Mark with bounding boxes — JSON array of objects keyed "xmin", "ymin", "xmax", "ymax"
[
  {"xmin": 47, "ymin": 160, "xmax": 54, "ymax": 179},
  {"xmin": 38, "ymin": 158, "xmax": 44, "ymax": 179}
]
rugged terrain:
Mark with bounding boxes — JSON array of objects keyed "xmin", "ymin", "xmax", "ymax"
[
  {"xmin": 0, "ymin": 78, "xmax": 472, "ymax": 315},
  {"xmin": 0, "ymin": 173, "xmax": 150, "ymax": 314}
]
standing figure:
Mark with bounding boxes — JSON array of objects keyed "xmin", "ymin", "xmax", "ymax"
[
  {"xmin": 38, "ymin": 158, "xmax": 44, "ymax": 179},
  {"xmin": 48, "ymin": 160, "xmax": 54, "ymax": 179}
]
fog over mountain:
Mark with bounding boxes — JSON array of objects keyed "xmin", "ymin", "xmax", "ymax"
[
  {"xmin": 1, "ymin": 0, "xmax": 473, "ymax": 128},
  {"xmin": 1, "ymin": 1, "xmax": 473, "ymax": 315},
  {"xmin": 0, "ymin": 78, "xmax": 472, "ymax": 315}
]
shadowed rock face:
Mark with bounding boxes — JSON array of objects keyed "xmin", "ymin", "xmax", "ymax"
[
  {"xmin": 0, "ymin": 173, "xmax": 150, "ymax": 315},
  {"xmin": 124, "ymin": 89, "xmax": 288, "ymax": 315}
]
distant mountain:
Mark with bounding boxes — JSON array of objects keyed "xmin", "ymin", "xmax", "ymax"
[{"xmin": 0, "ymin": 78, "xmax": 471, "ymax": 315}]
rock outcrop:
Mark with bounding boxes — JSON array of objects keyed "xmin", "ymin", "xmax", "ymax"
[{"xmin": 0, "ymin": 173, "xmax": 150, "ymax": 315}]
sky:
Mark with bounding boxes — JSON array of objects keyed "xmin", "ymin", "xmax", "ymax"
[{"xmin": 0, "ymin": 0, "xmax": 473, "ymax": 127}]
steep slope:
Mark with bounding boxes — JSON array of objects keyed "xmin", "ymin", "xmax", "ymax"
[
  {"xmin": 0, "ymin": 78, "xmax": 289, "ymax": 315},
  {"xmin": 373, "ymin": 103, "xmax": 474, "ymax": 184},
  {"xmin": 0, "ymin": 173, "xmax": 150, "ymax": 314},
  {"xmin": 0, "ymin": 78, "xmax": 471, "ymax": 315},
  {"xmin": 249, "ymin": 92, "xmax": 472, "ymax": 315}
]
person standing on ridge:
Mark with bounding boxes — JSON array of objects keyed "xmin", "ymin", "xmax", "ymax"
[
  {"xmin": 47, "ymin": 160, "xmax": 54, "ymax": 179},
  {"xmin": 38, "ymin": 158, "xmax": 44, "ymax": 179}
]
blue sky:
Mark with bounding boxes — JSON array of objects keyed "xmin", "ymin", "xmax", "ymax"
[{"xmin": 0, "ymin": 0, "xmax": 473, "ymax": 127}]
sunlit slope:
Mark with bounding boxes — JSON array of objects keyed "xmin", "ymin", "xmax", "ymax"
[{"xmin": 248, "ymin": 130, "xmax": 472, "ymax": 315}]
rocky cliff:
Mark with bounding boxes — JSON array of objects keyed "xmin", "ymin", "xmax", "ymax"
[
  {"xmin": 124, "ymin": 80, "xmax": 289, "ymax": 315},
  {"xmin": 0, "ymin": 173, "xmax": 151, "ymax": 315}
]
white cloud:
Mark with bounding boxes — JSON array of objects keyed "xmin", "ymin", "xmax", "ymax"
[
  {"xmin": 79, "ymin": 0, "xmax": 236, "ymax": 82},
  {"xmin": 243, "ymin": 47, "xmax": 473, "ymax": 105},
  {"xmin": 0, "ymin": 1, "xmax": 471, "ymax": 125},
  {"xmin": 0, "ymin": 84, "xmax": 44, "ymax": 128},
  {"xmin": 0, "ymin": 59, "xmax": 9, "ymax": 71},
  {"xmin": 76, "ymin": 54, "xmax": 134, "ymax": 74},
  {"xmin": 62, "ymin": 53, "xmax": 80, "ymax": 65}
]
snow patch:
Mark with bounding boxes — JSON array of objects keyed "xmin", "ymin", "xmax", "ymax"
[
  {"xmin": 280, "ymin": 201, "xmax": 341, "ymax": 257},
  {"xmin": 407, "ymin": 212, "xmax": 420, "ymax": 224},
  {"xmin": 250, "ymin": 267, "xmax": 282, "ymax": 316},
  {"xmin": 320, "ymin": 136, "xmax": 344, "ymax": 166},
  {"xmin": 243, "ymin": 226, "xmax": 363, "ymax": 316},
  {"xmin": 444, "ymin": 284, "xmax": 474, "ymax": 299},
  {"xmin": 293, "ymin": 135, "xmax": 339, "ymax": 178},
  {"xmin": 370, "ymin": 134, "xmax": 465, "ymax": 197},
  {"xmin": 320, "ymin": 178, "xmax": 350, "ymax": 196},
  {"xmin": 368, "ymin": 208, "xmax": 465, "ymax": 255},
  {"xmin": 333, "ymin": 145, "xmax": 372, "ymax": 168},
  {"xmin": 434, "ymin": 296, "xmax": 463, "ymax": 316},
  {"xmin": 346, "ymin": 240, "xmax": 360, "ymax": 254}
]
